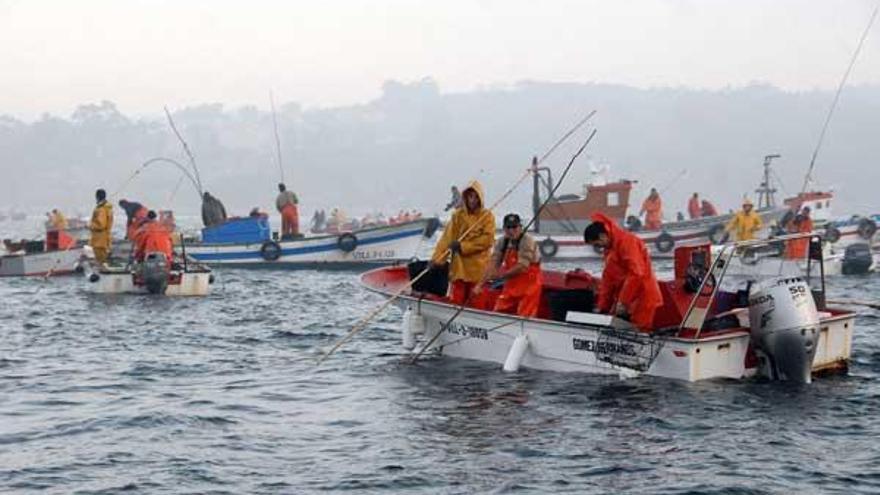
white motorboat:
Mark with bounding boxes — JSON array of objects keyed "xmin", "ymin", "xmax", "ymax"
[
  {"xmin": 0, "ymin": 232, "xmax": 90, "ymax": 277},
  {"xmin": 362, "ymin": 234, "xmax": 854, "ymax": 383},
  {"xmin": 86, "ymin": 253, "xmax": 213, "ymax": 296}
]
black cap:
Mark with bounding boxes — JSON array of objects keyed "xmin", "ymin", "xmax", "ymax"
[{"xmin": 503, "ymin": 213, "xmax": 521, "ymax": 228}]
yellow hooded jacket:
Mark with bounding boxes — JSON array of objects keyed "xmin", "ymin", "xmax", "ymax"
[
  {"xmin": 726, "ymin": 209, "xmax": 763, "ymax": 241},
  {"xmin": 89, "ymin": 200, "xmax": 114, "ymax": 249},
  {"xmin": 431, "ymin": 180, "xmax": 496, "ymax": 283}
]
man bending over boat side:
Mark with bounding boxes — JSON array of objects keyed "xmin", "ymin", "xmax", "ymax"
[
  {"xmin": 134, "ymin": 210, "xmax": 173, "ymax": 264},
  {"xmin": 475, "ymin": 213, "xmax": 542, "ymax": 317},
  {"xmin": 583, "ymin": 213, "xmax": 662, "ymax": 331},
  {"xmin": 430, "ymin": 180, "xmax": 496, "ymax": 306}
]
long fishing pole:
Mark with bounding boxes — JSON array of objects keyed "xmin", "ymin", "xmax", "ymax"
[
  {"xmin": 164, "ymin": 106, "xmax": 204, "ymax": 196},
  {"xmin": 316, "ymin": 111, "xmax": 598, "ymax": 367},
  {"xmin": 658, "ymin": 168, "xmax": 688, "ymax": 195},
  {"xmin": 801, "ymin": 3, "xmax": 879, "ymax": 193},
  {"xmin": 410, "ymin": 129, "xmax": 597, "ymax": 364},
  {"xmin": 111, "ymin": 157, "xmax": 202, "ymax": 200},
  {"xmin": 270, "ymin": 91, "xmax": 285, "ymax": 184}
]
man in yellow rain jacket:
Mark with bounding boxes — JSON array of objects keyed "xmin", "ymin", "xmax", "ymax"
[
  {"xmin": 725, "ymin": 198, "xmax": 763, "ymax": 241},
  {"xmin": 431, "ymin": 180, "xmax": 496, "ymax": 305},
  {"xmin": 89, "ymin": 189, "xmax": 114, "ymax": 264}
]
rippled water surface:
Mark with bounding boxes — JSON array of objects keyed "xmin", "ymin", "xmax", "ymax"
[{"xmin": 1, "ymin": 260, "xmax": 879, "ymax": 494}]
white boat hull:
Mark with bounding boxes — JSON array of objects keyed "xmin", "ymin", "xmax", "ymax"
[
  {"xmin": 187, "ymin": 219, "xmax": 435, "ymax": 268},
  {"xmin": 89, "ymin": 268, "xmax": 212, "ymax": 296},
  {"xmin": 0, "ymin": 248, "xmax": 87, "ymax": 277}
]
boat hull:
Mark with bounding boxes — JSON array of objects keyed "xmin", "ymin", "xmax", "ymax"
[
  {"xmin": 186, "ymin": 219, "xmax": 435, "ymax": 268},
  {"xmin": 89, "ymin": 268, "xmax": 212, "ymax": 296},
  {"xmin": 0, "ymin": 248, "xmax": 86, "ymax": 277}
]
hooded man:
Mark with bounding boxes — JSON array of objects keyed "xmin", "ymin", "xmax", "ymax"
[
  {"xmin": 118, "ymin": 199, "xmax": 148, "ymax": 240},
  {"xmin": 431, "ymin": 180, "xmax": 496, "ymax": 305},
  {"xmin": 687, "ymin": 193, "xmax": 701, "ymax": 220},
  {"xmin": 700, "ymin": 199, "xmax": 718, "ymax": 218},
  {"xmin": 726, "ymin": 198, "xmax": 763, "ymax": 241},
  {"xmin": 276, "ymin": 183, "xmax": 300, "ymax": 238},
  {"xmin": 201, "ymin": 191, "xmax": 227, "ymax": 228},
  {"xmin": 476, "ymin": 213, "xmax": 542, "ymax": 317},
  {"xmin": 583, "ymin": 213, "xmax": 662, "ymax": 331},
  {"xmin": 89, "ymin": 189, "xmax": 114, "ymax": 264},
  {"xmin": 47, "ymin": 209, "xmax": 68, "ymax": 231},
  {"xmin": 639, "ymin": 187, "xmax": 663, "ymax": 230},
  {"xmin": 134, "ymin": 210, "xmax": 173, "ymax": 263}
]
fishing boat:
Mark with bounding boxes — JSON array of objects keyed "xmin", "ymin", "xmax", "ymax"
[
  {"xmin": 85, "ymin": 253, "xmax": 213, "ymax": 296},
  {"xmin": 531, "ymin": 156, "xmax": 788, "ymax": 261},
  {"xmin": 715, "ymin": 240, "xmax": 877, "ymax": 277},
  {"xmin": 186, "ymin": 215, "xmax": 440, "ymax": 269},
  {"xmin": 0, "ymin": 231, "xmax": 89, "ymax": 277},
  {"xmin": 362, "ymin": 234, "xmax": 854, "ymax": 383}
]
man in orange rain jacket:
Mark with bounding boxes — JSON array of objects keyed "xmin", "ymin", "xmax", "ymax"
[
  {"xmin": 639, "ymin": 188, "xmax": 663, "ymax": 230},
  {"xmin": 431, "ymin": 180, "xmax": 496, "ymax": 306},
  {"xmin": 784, "ymin": 207, "xmax": 814, "ymax": 260},
  {"xmin": 118, "ymin": 199, "xmax": 148, "ymax": 241},
  {"xmin": 687, "ymin": 193, "xmax": 701, "ymax": 219},
  {"xmin": 476, "ymin": 213, "xmax": 542, "ymax": 317},
  {"xmin": 583, "ymin": 213, "xmax": 663, "ymax": 331},
  {"xmin": 134, "ymin": 211, "xmax": 173, "ymax": 263},
  {"xmin": 276, "ymin": 183, "xmax": 300, "ymax": 238},
  {"xmin": 701, "ymin": 199, "xmax": 718, "ymax": 217}
]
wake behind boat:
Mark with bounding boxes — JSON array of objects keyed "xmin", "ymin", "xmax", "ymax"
[{"xmin": 186, "ymin": 216, "xmax": 440, "ymax": 269}]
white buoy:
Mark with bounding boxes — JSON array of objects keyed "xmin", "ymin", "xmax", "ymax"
[
  {"xmin": 503, "ymin": 335, "xmax": 529, "ymax": 372},
  {"xmin": 401, "ymin": 307, "xmax": 416, "ymax": 350}
]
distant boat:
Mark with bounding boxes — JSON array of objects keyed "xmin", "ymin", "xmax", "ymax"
[
  {"xmin": 0, "ymin": 231, "xmax": 88, "ymax": 277},
  {"xmin": 186, "ymin": 216, "xmax": 441, "ymax": 269}
]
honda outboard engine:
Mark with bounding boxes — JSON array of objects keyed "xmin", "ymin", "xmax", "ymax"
[
  {"xmin": 748, "ymin": 277, "xmax": 819, "ymax": 384},
  {"xmin": 842, "ymin": 242, "xmax": 874, "ymax": 275},
  {"xmin": 141, "ymin": 252, "xmax": 170, "ymax": 295}
]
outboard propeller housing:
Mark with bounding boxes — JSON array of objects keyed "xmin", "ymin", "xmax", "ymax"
[
  {"xmin": 141, "ymin": 252, "xmax": 170, "ymax": 295},
  {"xmin": 748, "ymin": 277, "xmax": 820, "ymax": 384},
  {"xmin": 841, "ymin": 242, "xmax": 874, "ymax": 275}
]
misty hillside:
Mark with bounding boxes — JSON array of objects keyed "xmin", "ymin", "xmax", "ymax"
[{"xmin": 2, "ymin": 79, "xmax": 878, "ymax": 221}]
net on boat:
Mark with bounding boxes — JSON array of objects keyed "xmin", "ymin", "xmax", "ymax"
[{"xmin": 594, "ymin": 328, "xmax": 664, "ymax": 372}]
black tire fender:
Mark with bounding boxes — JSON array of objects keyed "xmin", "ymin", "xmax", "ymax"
[
  {"xmin": 337, "ymin": 233, "xmax": 358, "ymax": 253},
  {"xmin": 260, "ymin": 241, "xmax": 282, "ymax": 261},
  {"xmin": 857, "ymin": 218, "xmax": 877, "ymax": 240},
  {"xmin": 539, "ymin": 238, "xmax": 558, "ymax": 258},
  {"xmin": 707, "ymin": 224, "xmax": 729, "ymax": 245},
  {"xmin": 825, "ymin": 225, "xmax": 841, "ymax": 244},
  {"xmin": 654, "ymin": 232, "xmax": 675, "ymax": 253}
]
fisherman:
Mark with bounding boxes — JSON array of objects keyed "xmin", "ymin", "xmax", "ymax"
[
  {"xmin": 687, "ymin": 193, "xmax": 701, "ymax": 219},
  {"xmin": 201, "ymin": 191, "xmax": 227, "ymax": 227},
  {"xmin": 118, "ymin": 199, "xmax": 148, "ymax": 240},
  {"xmin": 639, "ymin": 188, "xmax": 663, "ymax": 230},
  {"xmin": 445, "ymin": 185, "xmax": 463, "ymax": 212},
  {"xmin": 47, "ymin": 209, "xmax": 68, "ymax": 231},
  {"xmin": 431, "ymin": 180, "xmax": 496, "ymax": 306},
  {"xmin": 275, "ymin": 183, "xmax": 299, "ymax": 238},
  {"xmin": 784, "ymin": 206, "xmax": 814, "ymax": 260},
  {"xmin": 476, "ymin": 213, "xmax": 542, "ymax": 317},
  {"xmin": 700, "ymin": 199, "xmax": 718, "ymax": 218},
  {"xmin": 89, "ymin": 189, "xmax": 114, "ymax": 264},
  {"xmin": 582, "ymin": 213, "xmax": 663, "ymax": 331},
  {"xmin": 725, "ymin": 198, "xmax": 763, "ymax": 241},
  {"xmin": 134, "ymin": 210, "xmax": 173, "ymax": 263}
]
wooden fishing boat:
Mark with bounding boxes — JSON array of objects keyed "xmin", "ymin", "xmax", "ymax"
[
  {"xmin": 186, "ymin": 216, "xmax": 440, "ymax": 269},
  {"xmin": 0, "ymin": 232, "xmax": 89, "ymax": 277},
  {"xmin": 362, "ymin": 234, "xmax": 854, "ymax": 383},
  {"xmin": 85, "ymin": 253, "xmax": 213, "ymax": 296}
]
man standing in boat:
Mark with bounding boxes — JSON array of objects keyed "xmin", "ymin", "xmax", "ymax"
[
  {"xmin": 784, "ymin": 207, "xmax": 814, "ymax": 260},
  {"xmin": 476, "ymin": 213, "xmax": 542, "ymax": 317},
  {"xmin": 431, "ymin": 180, "xmax": 496, "ymax": 306},
  {"xmin": 201, "ymin": 191, "xmax": 227, "ymax": 228},
  {"xmin": 582, "ymin": 213, "xmax": 662, "ymax": 331},
  {"xmin": 89, "ymin": 189, "xmax": 114, "ymax": 265},
  {"xmin": 688, "ymin": 193, "xmax": 701, "ymax": 219},
  {"xmin": 118, "ymin": 199, "xmax": 148, "ymax": 240},
  {"xmin": 639, "ymin": 188, "xmax": 663, "ymax": 230},
  {"xmin": 275, "ymin": 183, "xmax": 300, "ymax": 239},
  {"xmin": 725, "ymin": 198, "xmax": 763, "ymax": 241}
]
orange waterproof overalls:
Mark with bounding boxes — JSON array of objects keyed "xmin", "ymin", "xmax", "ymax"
[
  {"xmin": 784, "ymin": 217, "xmax": 814, "ymax": 260},
  {"xmin": 493, "ymin": 246, "xmax": 543, "ymax": 317},
  {"xmin": 281, "ymin": 204, "xmax": 299, "ymax": 236}
]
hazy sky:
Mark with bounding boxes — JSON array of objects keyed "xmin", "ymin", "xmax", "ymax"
[{"xmin": 2, "ymin": 0, "xmax": 879, "ymax": 119}]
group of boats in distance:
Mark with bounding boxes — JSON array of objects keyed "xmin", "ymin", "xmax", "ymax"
[{"xmin": 1, "ymin": 154, "xmax": 877, "ymax": 385}]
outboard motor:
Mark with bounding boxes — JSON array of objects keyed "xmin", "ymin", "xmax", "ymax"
[
  {"xmin": 748, "ymin": 277, "xmax": 819, "ymax": 384},
  {"xmin": 841, "ymin": 242, "xmax": 874, "ymax": 275},
  {"xmin": 141, "ymin": 252, "xmax": 170, "ymax": 295}
]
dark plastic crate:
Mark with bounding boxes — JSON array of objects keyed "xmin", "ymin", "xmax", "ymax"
[
  {"xmin": 546, "ymin": 289, "xmax": 595, "ymax": 322},
  {"xmin": 407, "ymin": 260, "xmax": 448, "ymax": 297}
]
